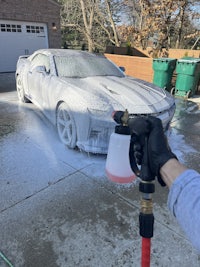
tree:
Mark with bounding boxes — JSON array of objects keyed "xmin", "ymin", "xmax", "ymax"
[
  {"xmin": 58, "ymin": 0, "xmax": 96, "ymax": 51},
  {"xmin": 58, "ymin": 0, "xmax": 200, "ymax": 52},
  {"xmin": 119, "ymin": 0, "xmax": 200, "ymax": 51},
  {"xmin": 79, "ymin": 0, "xmax": 96, "ymax": 52},
  {"xmin": 58, "ymin": 0, "xmax": 124, "ymax": 51},
  {"xmin": 120, "ymin": 0, "xmax": 179, "ymax": 50},
  {"xmin": 174, "ymin": 0, "xmax": 200, "ymax": 48},
  {"xmin": 97, "ymin": 0, "xmax": 121, "ymax": 46}
]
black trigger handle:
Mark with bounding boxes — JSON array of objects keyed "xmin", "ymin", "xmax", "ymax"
[
  {"xmin": 128, "ymin": 117, "xmax": 155, "ymax": 181},
  {"xmin": 129, "ymin": 139, "xmax": 140, "ymax": 176}
]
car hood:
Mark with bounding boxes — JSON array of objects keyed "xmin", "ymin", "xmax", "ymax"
[{"xmin": 60, "ymin": 76, "xmax": 174, "ymax": 114}]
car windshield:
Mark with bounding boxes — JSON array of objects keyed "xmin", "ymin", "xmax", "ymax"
[{"xmin": 54, "ymin": 54, "xmax": 125, "ymax": 78}]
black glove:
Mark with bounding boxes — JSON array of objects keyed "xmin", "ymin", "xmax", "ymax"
[
  {"xmin": 129, "ymin": 116, "xmax": 177, "ymax": 186},
  {"xmin": 147, "ymin": 116, "xmax": 177, "ymax": 184}
]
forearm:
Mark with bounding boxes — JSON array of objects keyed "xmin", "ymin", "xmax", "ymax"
[
  {"xmin": 167, "ymin": 169, "xmax": 200, "ymax": 252},
  {"xmin": 160, "ymin": 159, "xmax": 187, "ymax": 188}
]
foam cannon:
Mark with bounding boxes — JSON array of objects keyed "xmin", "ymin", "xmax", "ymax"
[{"xmin": 106, "ymin": 110, "xmax": 155, "ymax": 267}]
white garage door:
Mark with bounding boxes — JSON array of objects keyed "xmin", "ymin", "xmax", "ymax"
[{"xmin": 0, "ymin": 20, "xmax": 49, "ymax": 72}]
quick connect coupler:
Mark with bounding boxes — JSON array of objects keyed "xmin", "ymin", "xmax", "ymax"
[{"xmin": 139, "ymin": 181, "xmax": 155, "ymax": 238}]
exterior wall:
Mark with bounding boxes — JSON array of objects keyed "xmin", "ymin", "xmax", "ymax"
[
  {"xmin": 0, "ymin": 0, "xmax": 61, "ymax": 48},
  {"xmin": 168, "ymin": 49, "xmax": 200, "ymax": 59},
  {"xmin": 105, "ymin": 50, "xmax": 200, "ymax": 84},
  {"xmin": 105, "ymin": 46, "xmax": 149, "ymax": 57},
  {"xmin": 105, "ymin": 54, "xmax": 154, "ymax": 83},
  {"xmin": 138, "ymin": 48, "xmax": 200, "ymax": 59}
]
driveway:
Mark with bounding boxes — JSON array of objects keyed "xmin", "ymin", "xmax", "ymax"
[{"xmin": 0, "ymin": 73, "xmax": 200, "ymax": 267}]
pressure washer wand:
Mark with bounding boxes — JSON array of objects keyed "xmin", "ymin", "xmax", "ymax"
[
  {"xmin": 128, "ymin": 117, "xmax": 155, "ymax": 267},
  {"xmin": 139, "ymin": 137, "xmax": 154, "ymax": 267},
  {"xmin": 108, "ymin": 111, "xmax": 155, "ymax": 267}
]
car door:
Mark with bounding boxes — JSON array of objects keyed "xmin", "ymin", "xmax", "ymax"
[{"xmin": 27, "ymin": 53, "xmax": 51, "ymax": 108}]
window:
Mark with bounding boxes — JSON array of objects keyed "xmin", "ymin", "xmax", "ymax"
[
  {"xmin": 31, "ymin": 54, "xmax": 50, "ymax": 74},
  {"xmin": 0, "ymin": 23, "xmax": 21, "ymax": 32},
  {"xmin": 26, "ymin": 25, "xmax": 44, "ymax": 34},
  {"xmin": 54, "ymin": 54, "xmax": 124, "ymax": 78}
]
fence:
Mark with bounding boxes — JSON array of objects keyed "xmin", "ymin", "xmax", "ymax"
[
  {"xmin": 137, "ymin": 48, "xmax": 200, "ymax": 59},
  {"xmin": 105, "ymin": 54, "xmax": 154, "ymax": 83},
  {"xmin": 105, "ymin": 51, "xmax": 200, "ymax": 95},
  {"xmin": 105, "ymin": 49, "xmax": 200, "ymax": 83}
]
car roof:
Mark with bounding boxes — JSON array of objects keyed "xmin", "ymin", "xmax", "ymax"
[{"xmin": 34, "ymin": 49, "xmax": 105, "ymax": 58}]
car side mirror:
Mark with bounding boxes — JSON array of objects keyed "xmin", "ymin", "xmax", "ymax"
[
  {"xmin": 35, "ymin": 65, "xmax": 47, "ymax": 73},
  {"xmin": 119, "ymin": 66, "xmax": 125, "ymax": 72}
]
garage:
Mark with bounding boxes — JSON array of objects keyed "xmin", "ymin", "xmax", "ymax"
[{"xmin": 0, "ymin": 20, "xmax": 49, "ymax": 72}]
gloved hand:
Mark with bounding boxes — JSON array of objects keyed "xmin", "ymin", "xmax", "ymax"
[
  {"xmin": 129, "ymin": 116, "xmax": 177, "ymax": 186},
  {"xmin": 147, "ymin": 116, "xmax": 177, "ymax": 185}
]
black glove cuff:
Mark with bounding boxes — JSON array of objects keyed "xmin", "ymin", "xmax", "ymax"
[
  {"xmin": 157, "ymin": 152, "xmax": 177, "ymax": 186},
  {"xmin": 159, "ymin": 152, "xmax": 177, "ymax": 170},
  {"xmin": 157, "ymin": 174, "xmax": 166, "ymax": 187}
]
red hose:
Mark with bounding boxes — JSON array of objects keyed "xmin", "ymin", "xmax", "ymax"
[{"xmin": 141, "ymin": 237, "xmax": 151, "ymax": 267}]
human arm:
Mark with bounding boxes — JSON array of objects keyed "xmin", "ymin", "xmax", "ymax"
[
  {"xmin": 131, "ymin": 116, "xmax": 200, "ymax": 252},
  {"xmin": 160, "ymin": 158, "xmax": 200, "ymax": 252},
  {"xmin": 167, "ymin": 168, "xmax": 200, "ymax": 252},
  {"xmin": 160, "ymin": 158, "xmax": 187, "ymax": 188},
  {"xmin": 147, "ymin": 118, "xmax": 200, "ymax": 252}
]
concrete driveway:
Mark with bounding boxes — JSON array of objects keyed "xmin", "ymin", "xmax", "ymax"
[{"xmin": 0, "ymin": 73, "xmax": 200, "ymax": 267}]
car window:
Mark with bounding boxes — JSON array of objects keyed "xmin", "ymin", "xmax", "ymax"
[
  {"xmin": 54, "ymin": 54, "xmax": 125, "ymax": 78},
  {"xmin": 31, "ymin": 54, "xmax": 50, "ymax": 73}
]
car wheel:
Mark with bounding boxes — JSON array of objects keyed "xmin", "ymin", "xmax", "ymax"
[
  {"xmin": 56, "ymin": 102, "xmax": 77, "ymax": 148},
  {"xmin": 170, "ymin": 87, "xmax": 175, "ymax": 95},
  {"xmin": 186, "ymin": 90, "xmax": 191, "ymax": 99},
  {"xmin": 16, "ymin": 75, "xmax": 30, "ymax": 103}
]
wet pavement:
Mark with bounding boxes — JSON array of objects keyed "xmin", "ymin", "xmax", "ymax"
[{"xmin": 0, "ymin": 72, "xmax": 200, "ymax": 267}]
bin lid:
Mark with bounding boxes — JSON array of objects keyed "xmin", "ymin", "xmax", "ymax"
[
  {"xmin": 178, "ymin": 58, "xmax": 200, "ymax": 63},
  {"xmin": 153, "ymin": 58, "xmax": 176, "ymax": 62}
]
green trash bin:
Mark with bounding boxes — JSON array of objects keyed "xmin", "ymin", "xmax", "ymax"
[
  {"xmin": 153, "ymin": 58, "xmax": 177, "ymax": 91},
  {"xmin": 175, "ymin": 58, "xmax": 200, "ymax": 98}
]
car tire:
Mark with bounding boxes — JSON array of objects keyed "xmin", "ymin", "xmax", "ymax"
[
  {"xmin": 170, "ymin": 87, "xmax": 175, "ymax": 95},
  {"xmin": 16, "ymin": 75, "xmax": 30, "ymax": 103},
  {"xmin": 56, "ymin": 102, "xmax": 77, "ymax": 148},
  {"xmin": 186, "ymin": 90, "xmax": 191, "ymax": 99}
]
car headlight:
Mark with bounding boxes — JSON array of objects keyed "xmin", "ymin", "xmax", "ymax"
[{"xmin": 87, "ymin": 108, "xmax": 111, "ymax": 117}]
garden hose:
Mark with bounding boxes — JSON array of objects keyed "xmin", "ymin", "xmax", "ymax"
[{"xmin": 0, "ymin": 251, "xmax": 14, "ymax": 267}]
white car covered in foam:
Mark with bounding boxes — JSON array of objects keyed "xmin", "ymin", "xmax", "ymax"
[{"xmin": 16, "ymin": 49, "xmax": 175, "ymax": 154}]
